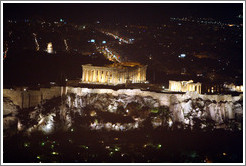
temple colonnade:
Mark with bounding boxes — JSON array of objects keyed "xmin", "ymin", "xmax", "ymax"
[{"xmin": 81, "ymin": 64, "xmax": 147, "ymax": 85}]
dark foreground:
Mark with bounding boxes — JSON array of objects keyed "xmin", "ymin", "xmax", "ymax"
[{"xmin": 3, "ymin": 129, "xmax": 243, "ymax": 163}]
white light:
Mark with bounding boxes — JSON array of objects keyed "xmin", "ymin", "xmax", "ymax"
[
  {"xmin": 179, "ymin": 54, "xmax": 186, "ymax": 58},
  {"xmin": 40, "ymin": 114, "xmax": 55, "ymax": 134},
  {"xmin": 64, "ymin": 39, "xmax": 69, "ymax": 51},
  {"xmin": 168, "ymin": 119, "xmax": 173, "ymax": 127},
  {"xmin": 47, "ymin": 42, "xmax": 53, "ymax": 54}
]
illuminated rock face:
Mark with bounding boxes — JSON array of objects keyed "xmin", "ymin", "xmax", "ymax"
[
  {"xmin": 169, "ymin": 80, "xmax": 202, "ymax": 94},
  {"xmin": 3, "ymin": 88, "xmax": 243, "ymax": 134},
  {"xmin": 3, "ymin": 97, "xmax": 19, "ymax": 136},
  {"xmin": 3, "ymin": 80, "xmax": 243, "ymax": 135},
  {"xmin": 81, "ymin": 64, "xmax": 147, "ymax": 85}
]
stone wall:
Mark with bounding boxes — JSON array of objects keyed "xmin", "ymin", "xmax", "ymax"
[
  {"xmin": 3, "ymin": 89, "xmax": 23, "ymax": 107},
  {"xmin": 3, "ymin": 86, "xmax": 243, "ymax": 109},
  {"xmin": 65, "ymin": 87, "xmax": 240, "ymax": 106},
  {"xmin": 3, "ymin": 86, "xmax": 62, "ymax": 109}
]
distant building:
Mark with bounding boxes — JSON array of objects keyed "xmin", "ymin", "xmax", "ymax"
[
  {"xmin": 81, "ymin": 62, "xmax": 147, "ymax": 85},
  {"xmin": 203, "ymin": 83, "xmax": 224, "ymax": 94},
  {"xmin": 202, "ymin": 83, "xmax": 243, "ymax": 94},
  {"xmin": 169, "ymin": 80, "xmax": 201, "ymax": 94},
  {"xmin": 224, "ymin": 83, "xmax": 243, "ymax": 93},
  {"xmin": 46, "ymin": 42, "xmax": 54, "ymax": 54}
]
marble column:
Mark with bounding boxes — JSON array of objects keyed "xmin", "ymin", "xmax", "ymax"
[
  {"xmin": 103, "ymin": 71, "xmax": 107, "ymax": 83},
  {"xmin": 88, "ymin": 70, "xmax": 91, "ymax": 82},
  {"xmin": 138, "ymin": 69, "xmax": 140, "ymax": 83},
  {"xmin": 82, "ymin": 69, "xmax": 85, "ymax": 81},
  {"xmin": 141, "ymin": 68, "xmax": 143, "ymax": 82},
  {"xmin": 101, "ymin": 71, "xmax": 104, "ymax": 83},
  {"xmin": 112, "ymin": 72, "xmax": 115, "ymax": 84},
  {"xmin": 93, "ymin": 70, "xmax": 96, "ymax": 82},
  {"xmin": 89, "ymin": 70, "xmax": 92, "ymax": 82},
  {"xmin": 87, "ymin": 70, "xmax": 90, "ymax": 82},
  {"xmin": 91, "ymin": 70, "xmax": 95, "ymax": 82},
  {"xmin": 90, "ymin": 70, "xmax": 93, "ymax": 82},
  {"xmin": 115, "ymin": 72, "xmax": 118, "ymax": 84},
  {"xmin": 105, "ymin": 71, "xmax": 108, "ymax": 83},
  {"xmin": 91, "ymin": 70, "xmax": 94, "ymax": 82},
  {"xmin": 121, "ymin": 73, "xmax": 124, "ymax": 83},
  {"xmin": 120, "ymin": 73, "xmax": 123, "ymax": 83},
  {"xmin": 104, "ymin": 71, "xmax": 107, "ymax": 83},
  {"xmin": 86, "ymin": 69, "xmax": 89, "ymax": 82},
  {"xmin": 98, "ymin": 70, "xmax": 101, "ymax": 82},
  {"xmin": 109, "ymin": 71, "xmax": 112, "ymax": 84}
]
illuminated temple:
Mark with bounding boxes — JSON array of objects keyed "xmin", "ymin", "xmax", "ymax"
[
  {"xmin": 169, "ymin": 80, "xmax": 202, "ymax": 94},
  {"xmin": 81, "ymin": 62, "xmax": 147, "ymax": 85}
]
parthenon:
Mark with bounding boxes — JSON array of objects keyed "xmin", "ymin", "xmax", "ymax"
[{"xmin": 81, "ymin": 62, "xmax": 147, "ymax": 85}]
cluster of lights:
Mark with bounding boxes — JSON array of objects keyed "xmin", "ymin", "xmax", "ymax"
[
  {"xmin": 102, "ymin": 31, "xmax": 133, "ymax": 44},
  {"xmin": 88, "ymin": 39, "xmax": 95, "ymax": 43},
  {"xmin": 90, "ymin": 121, "xmax": 140, "ymax": 131},
  {"xmin": 178, "ymin": 54, "xmax": 186, "ymax": 58},
  {"xmin": 143, "ymin": 143, "xmax": 162, "ymax": 150},
  {"xmin": 105, "ymin": 32, "xmax": 129, "ymax": 44},
  {"xmin": 97, "ymin": 46, "xmax": 121, "ymax": 63},
  {"xmin": 223, "ymin": 83, "xmax": 243, "ymax": 92},
  {"xmin": 33, "ymin": 33, "xmax": 40, "ymax": 51},
  {"xmin": 170, "ymin": 17, "xmax": 242, "ymax": 28}
]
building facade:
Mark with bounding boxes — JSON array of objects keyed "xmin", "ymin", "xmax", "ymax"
[
  {"xmin": 81, "ymin": 63, "xmax": 147, "ymax": 85},
  {"xmin": 46, "ymin": 42, "xmax": 53, "ymax": 54},
  {"xmin": 169, "ymin": 80, "xmax": 202, "ymax": 94},
  {"xmin": 202, "ymin": 83, "xmax": 243, "ymax": 94}
]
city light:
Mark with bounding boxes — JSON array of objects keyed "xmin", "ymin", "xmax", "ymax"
[
  {"xmin": 3, "ymin": 3, "xmax": 243, "ymax": 164},
  {"xmin": 46, "ymin": 42, "xmax": 53, "ymax": 54},
  {"xmin": 178, "ymin": 54, "xmax": 186, "ymax": 58},
  {"xmin": 90, "ymin": 39, "xmax": 95, "ymax": 43}
]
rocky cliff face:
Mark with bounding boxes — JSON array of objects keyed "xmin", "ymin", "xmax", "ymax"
[
  {"xmin": 3, "ymin": 97, "xmax": 20, "ymax": 137},
  {"xmin": 3, "ymin": 92, "xmax": 243, "ymax": 136}
]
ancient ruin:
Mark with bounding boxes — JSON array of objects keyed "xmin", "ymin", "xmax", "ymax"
[
  {"xmin": 169, "ymin": 80, "xmax": 202, "ymax": 94},
  {"xmin": 81, "ymin": 62, "xmax": 147, "ymax": 85}
]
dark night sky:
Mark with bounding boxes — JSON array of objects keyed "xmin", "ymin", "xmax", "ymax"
[{"xmin": 4, "ymin": 3, "xmax": 243, "ymax": 24}]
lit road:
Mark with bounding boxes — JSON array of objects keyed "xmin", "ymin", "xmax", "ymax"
[
  {"xmin": 96, "ymin": 46, "xmax": 121, "ymax": 63},
  {"xmin": 99, "ymin": 30, "xmax": 134, "ymax": 44}
]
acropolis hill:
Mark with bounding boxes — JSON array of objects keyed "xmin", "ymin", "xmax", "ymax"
[
  {"xmin": 3, "ymin": 86, "xmax": 243, "ymax": 134},
  {"xmin": 3, "ymin": 62, "xmax": 243, "ymax": 134}
]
